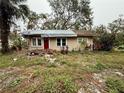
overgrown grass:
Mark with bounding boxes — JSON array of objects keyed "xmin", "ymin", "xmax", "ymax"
[
  {"xmin": 0, "ymin": 51, "xmax": 124, "ymax": 69},
  {"xmin": 41, "ymin": 75, "xmax": 78, "ymax": 93},
  {"xmin": 0, "ymin": 52, "xmax": 44, "ymax": 68},
  {"xmin": 0, "ymin": 51, "xmax": 124, "ymax": 93},
  {"xmin": 9, "ymin": 78, "xmax": 22, "ymax": 88},
  {"xmin": 87, "ymin": 62, "xmax": 106, "ymax": 72},
  {"xmin": 106, "ymin": 77, "xmax": 124, "ymax": 93}
]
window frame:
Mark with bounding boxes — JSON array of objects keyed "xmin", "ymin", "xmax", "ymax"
[
  {"xmin": 62, "ymin": 38, "xmax": 66, "ymax": 46},
  {"xmin": 57, "ymin": 38, "xmax": 61, "ymax": 46},
  {"xmin": 77, "ymin": 37, "xmax": 84, "ymax": 44},
  {"xmin": 32, "ymin": 38, "xmax": 37, "ymax": 46},
  {"xmin": 31, "ymin": 37, "xmax": 42, "ymax": 47},
  {"xmin": 37, "ymin": 38, "xmax": 42, "ymax": 46},
  {"xmin": 57, "ymin": 38, "xmax": 67, "ymax": 47}
]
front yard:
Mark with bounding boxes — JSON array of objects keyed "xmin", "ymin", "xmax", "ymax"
[{"xmin": 0, "ymin": 51, "xmax": 124, "ymax": 93}]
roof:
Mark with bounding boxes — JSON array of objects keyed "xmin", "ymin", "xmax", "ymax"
[
  {"xmin": 73, "ymin": 30, "xmax": 97, "ymax": 37},
  {"xmin": 22, "ymin": 30, "xmax": 77, "ymax": 37}
]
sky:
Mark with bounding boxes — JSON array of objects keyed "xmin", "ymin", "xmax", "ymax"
[{"xmin": 27, "ymin": 0, "xmax": 124, "ymax": 26}]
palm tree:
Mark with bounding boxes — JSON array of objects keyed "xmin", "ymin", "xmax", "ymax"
[{"xmin": 0, "ymin": 0, "xmax": 29, "ymax": 53}]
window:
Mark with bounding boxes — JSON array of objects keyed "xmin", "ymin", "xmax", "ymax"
[
  {"xmin": 57, "ymin": 38, "xmax": 61, "ymax": 46},
  {"xmin": 32, "ymin": 38, "xmax": 36, "ymax": 46},
  {"xmin": 62, "ymin": 38, "xmax": 66, "ymax": 46},
  {"xmin": 37, "ymin": 38, "xmax": 42, "ymax": 46},
  {"xmin": 32, "ymin": 38, "xmax": 42, "ymax": 46},
  {"xmin": 77, "ymin": 38, "xmax": 84, "ymax": 44},
  {"xmin": 57, "ymin": 38, "xmax": 66, "ymax": 46}
]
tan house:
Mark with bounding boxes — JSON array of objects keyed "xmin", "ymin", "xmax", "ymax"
[{"xmin": 22, "ymin": 30, "xmax": 95, "ymax": 51}]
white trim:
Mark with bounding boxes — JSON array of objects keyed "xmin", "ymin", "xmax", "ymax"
[
  {"xmin": 43, "ymin": 38, "xmax": 50, "ymax": 49},
  {"xmin": 77, "ymin": 37, "xmax": 84, "ymax": 44},
  {"xmin": 31, "ymin": 37, "xmax": 43, "ymax": 47},
  {"xmin": 66, "ymin": 38, "xmax": 68, "ymax": 46},
  {"xmin": 31, "ymin": 38, "xmax": 36, "ymax": 47},
  {"xmin": 37, "ymin": 38, "xmax": 42, "ymax": 46},
  {"xmin": 57, "ymin": 38, "xmax": 60, "ymax": 47},
  {"xmin": 56, "ymin": 37, "xmax": 67, "ymax": 47},
  {"xmin": 49, "ymin": 38, "xmax": 50, "ymax": 49}
]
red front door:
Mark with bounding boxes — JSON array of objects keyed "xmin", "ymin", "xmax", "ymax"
[{"xmin": 44, "ymin": 38, "xmax": 49, "ymax": 49}]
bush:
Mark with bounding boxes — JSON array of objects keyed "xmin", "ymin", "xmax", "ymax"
[
  {"xmin": 106, "ymin": 78, "xmax": 124, "ymax": 93},
  {"xmin": 41, "ymin": 75, "xmax": 78, "ymax": 93},
  {"xmin": 10, "ymin": 33, "xmax": 28, "ymax": 51}
]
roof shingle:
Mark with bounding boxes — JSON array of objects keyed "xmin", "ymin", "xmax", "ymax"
[
  {"xmin": 22, "ymin": 30, "xmax": 77, "ymax": 37},
  {"xmin": 73, "ymin": 30, "xmax": 97, "ymax": 37}
]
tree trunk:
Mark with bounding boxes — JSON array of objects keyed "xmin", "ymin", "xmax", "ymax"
[
  {"xmin": 0, "ymin": 14, "xmax": 10, "ymax": 54},
  {"xmin": 1, "ymin": 29, "xmax": 9, "ymax": 53}
]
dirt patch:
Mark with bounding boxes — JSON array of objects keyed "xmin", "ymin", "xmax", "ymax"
[
  {"xmin": 77, "ymin": 69, "xmax": 124, "ymax": 93},
  {"xmin": 0, "ymin": 66, "xmax": 42, "ymax": 93}
]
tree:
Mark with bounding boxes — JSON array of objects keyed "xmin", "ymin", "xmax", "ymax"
[
  {"xmin": 94, "ymin": 15, "xmax": 124, "ymax": 51},
  {"xmin": 108, "ymin": 15, "xmax": 124, "ymax": 33},
  {"xmin": 46, "ymin": 0, "xmax": 92, "ymax": 30},
  {"xmin": 114, "ymin": 32, "xmax": 124, "ymax": 46},
  {"xmin": 99, "ymin": 32, "xmax": 114, "ymax": 51},
  {"xmin": 27, "ymin": 11, "xmax": 39, "ymax": 30},
  {"xmin": 0, "ymin": 0, "xmax": 29, "ymax": 53},
  {"xmin": 108, "ymin": 15, "xmax": 124, "ymax": 46},
  {"xmin": 93, "ymin": 25, "xmax": 114, "ymax": 51},
  {"xmin": 94, "ymin": 25, "xmax": 107, "ymax": 34},
  {"xmin": 27, "ymin": 11, "xmax": 49, "ymax": 30}
]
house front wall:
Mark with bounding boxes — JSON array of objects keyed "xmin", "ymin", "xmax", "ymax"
[
  {"xmin": 49, "ymin": 37, "xmax": 78, "ymax": 51},
  {"xmin": 76, "ymin": 36, "xmax": 94, "ymax": 51},
  {"xmin": 28, "ymin": 36, "xmax": 44, "ymax": 50},
  {"xmin": 28, "ymin": 36, "xmax": 93, "ymax": 51}
]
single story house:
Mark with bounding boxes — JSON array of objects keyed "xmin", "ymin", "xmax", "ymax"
[{"xmin": 22, "ymin": 30, "xmax": 96, "ymax": 51}]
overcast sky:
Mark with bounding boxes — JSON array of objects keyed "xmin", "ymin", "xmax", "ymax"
[{"xmin": 27, "ymin": 0, "xmax": 124, "ymax": 26}]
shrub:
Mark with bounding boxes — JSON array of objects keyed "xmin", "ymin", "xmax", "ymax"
[{"xmin": 41, "ymin": 75, "xmax": 78, "ymax": 93}]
